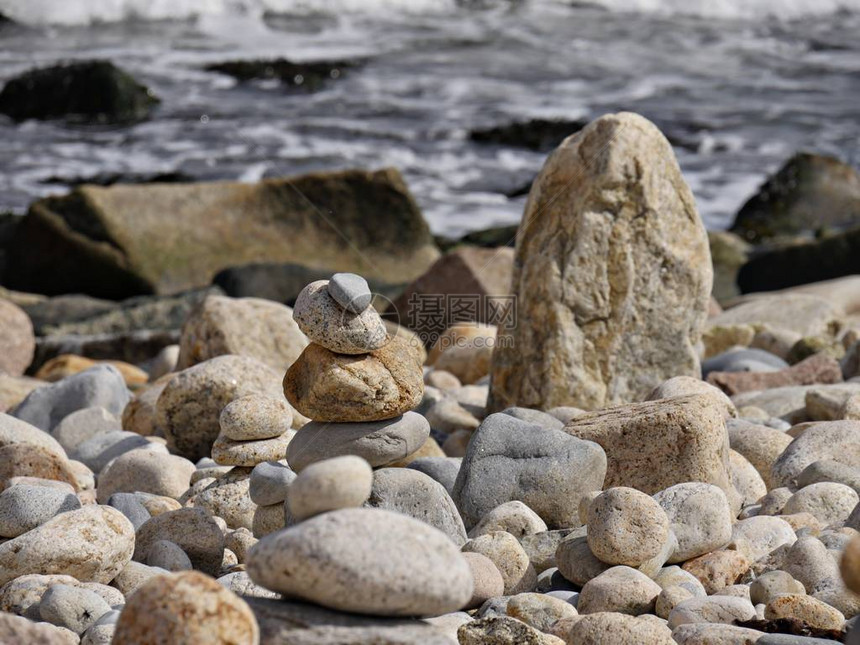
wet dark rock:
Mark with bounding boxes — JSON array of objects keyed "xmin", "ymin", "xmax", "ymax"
[
  {"xmin": 738, "ymin": 226, "xmax": 860, "ymax": 294},
  {"xmin": 38, "ymin": 171, "xmax": 194, "ymax": 187},
  {"xmin": 205, "ymin": 58, "xmax": 358, "ymax": 92},
  {"xmin": 31, "ymin": 330, "xmax": 179, "ymax": 374},
  {"xmin": 469, "ymin": 118, "xmax": 587, "ymax": 152},
  {"xmin": 730, "ymin": 152, "xmax": 860, "ymax": 244},
  {"xmin": 0, "ymin": 60, "xmax": 159, "ymax": 124}
]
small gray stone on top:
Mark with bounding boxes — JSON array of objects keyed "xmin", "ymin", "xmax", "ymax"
[{"xmin": 328, "ymin": 273, "xmax": 372, "ymax": 314}]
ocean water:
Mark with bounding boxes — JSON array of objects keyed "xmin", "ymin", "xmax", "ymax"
[{"xmin": 0, "ymin": 0, "xmax": 858, "ymax": 236}]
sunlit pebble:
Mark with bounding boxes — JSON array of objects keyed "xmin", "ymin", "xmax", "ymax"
[{"xmin": 294, "ymin": 74, "xmax": 304, "ymax": 85}]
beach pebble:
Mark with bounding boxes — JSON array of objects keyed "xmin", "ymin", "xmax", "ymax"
[
  {"xmin": 284, "ymin": 335, "xmax": 422, "ymax": 422},
  {"xmin": 729, "ymin": 449, "xmax": 768, "ymax": 506},
  {"xmin": 727, "ymin": 419, "xmax": 793, "ymax": 489},
  {"xmin": 841, "ymin": 534, "xmax": 860, "ymax": 593},
  {"xmin": 682, "ymin": 550, "xmax": 750, "ymax": 595},
  {"xmin": 798, "ymin": 460, "xmax": 860, "ymax": 493},
  {"xmin": 224, "ymin": 528, "xmax": 256, "ymax": 564},
  {"xmin": 424, "ymin": 369, "xmax": 462, "ymax": 391},
  {"xmin": 648, "ymin": 375, "xmax": 737, "ymax": 419},
  {"xmin": 286, "ymin": 411, "xmax": 430, "ymax": 470},
  {"xmin": 247, "ymin": 507, "xmax": 473, "ymax": 616},
  {"xmin": 453, "ymin": 412, "xmax": 606, "ymax": 530},
  {"xmin": 328, "ymin": 272, "xmax": 372, "ymax": 313},
  {"xmin": 522, "ymin": 529, "xmax": 577, "ymax": 574},
  {"xmin": 729, "ymin": 516, "xmax": 797, "ymax": 561},
  {"xmin": 39, "ymin": 584, "xmax": 112, "ymax": 635},
  {"xmin": 770, "ymin": 420, "xmax": 860, "ymax": 488},
  {"xmin": 106, "ymin": 493, "xmax": 151, "ymax": 531},
  {"xmin": 559, "ymin": 612, "xmax": 674, "ymax": 644},
  {"xmin": 667, "ymin": 595, "xmax": 757, "ymax": 629},
  {"xmin": 783, "ymin": 481, "xmax": 859, "ymax": 525},
  {"xmin": 577, "ymin": 566, "xmax": 661, "ymax": 616},
  {"xmin": 458, "ymin": 615, "xmax": 561, "ymax": 644},
  {"xmin": 248, "ymin": 461, "xmax": 295, "ymax": 506},
  {"xmin": 506, "ymin": 592, "xmax": 578, "ymax": 632},
  {"xmin": 671, "ymin": 623, "xmax": 769, "ymax": 645},
  {"xmin": 96, "ymin": 450, "xmax": 195, "ymax": 503},
  {"xmin": 252, "ymin": 503, "xmax": 284, "ymax": 538},
  {"xmin": 783, "ymin": 537, "xmax": 840, "ymax": 594},
  {"xmin": 469, "ymin": 501, "xmax": 547, "ymax": 540},
  {"xmin": 654, "ymin": 482, "xmax": 733, "ymax": 563},
  {"xmin": 0, "ymin": 484, "xmax": 81, "ymax": 538},
  {"xmin": 462, "ymin": 531, "xmax": 537, "ymax": 595},
  {"xmin": 189, "ymin": 468, "xmax": 255, "ymax": 531},
  {"xmin": 11, "ymin": 364, "xmax": 131, "ymax": 432},
  {"xmin": 0, "ymin": 611, "xmax": 79, "ymax": 644},
  {"xmin": 0, "ymin": 505, "xmax": 134, "ymax": 587},
  {"xmin": 71, "ymin": 430, "xmax": 157, "ymax": 474},
  {"xmin": 406, "ymin": 457, "xmax": 461, "ymax": 495},
  {"xmin": 555, "ymin": 534, "xmax": 611, "ymax": 587},
  {"xmin": 210, "ymin": 432, "xmax": 294, "ymax": 467},
  {"xmin": 500, "ymin": 406, "xmax": 564, "ymax": 430},
  {"xmin": 293, "ymin": 280, "xmax": 388, "ymax": 354},
  {"xmin": 219, "ymin": 394, "xmax": 293, "ymax": 441},
  {"xmin": 0, "ymin": 443, "xmax": 79, "ymax": 491},
  {"xmin": 112, "ymin": 571, "xmax": 259, "ymax": 645},
  {"xmin": 655, "ymin": 585, "xmax": 697, "ymax": 619},
  {"xmin": 217, "ymin": 571, "xmax": 277, "ymax": 599},
  {"xmin": 134, "ymin": 507, "xmax": 225, "ymax": 576},
  {"xmin": 750, "ymin": 570, "xmax": 807, "ymax": 604},
  {"xmin": 587, "ymin": 487, "xmax": 670, "ymax": 567},
  {"xmin": 287, "ymin": 455, "xmax": 372, "ymax": 521},
  {"xmin": 0, "ymin": 300, "xmax": 34, "ymax": 376},
  {"xmin": 146, "ymin": 539, "xmax": 193, "ymax": 572},
  {"xmin": 425, "ymin": 397, "xmax": 480, "ymax": 433},
  {"xmin": 462, "ymin": 552, "xmax": 505, "ymax": 609},
  {"xmin": 111, "ymin": 561, "xmax": 165, "ymax": 597},
  {"xmin": 367, "ymin": 467, "xmax": 466, "ymax": 545},
  {"xmin": 156, "ymin": 354, "xmax": 284, "ymax": 461},
  {"xmin": 765, "ymin": 593, "xmax": 845, "ymax": 631},
  {"xmin": 51, "ymin": 406, "xmax": 121, "ymax": 454}
]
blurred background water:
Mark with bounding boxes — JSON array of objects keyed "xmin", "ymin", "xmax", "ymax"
[{"xmin": 0, "ymin": 0, "xmax": 858, "ymax": 236}]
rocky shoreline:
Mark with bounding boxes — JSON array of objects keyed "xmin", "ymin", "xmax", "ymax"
[{"xmin": 1, "ymin": 103, "xmax": 860, "ymax": 645}]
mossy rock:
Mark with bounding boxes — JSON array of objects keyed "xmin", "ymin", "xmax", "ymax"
[
  {"xmin": 470, "ymin": 118, "xmax": 587, "ymax": 152},
  {"xmin": 730, "ymin": 152, "xmax": 860, "ymax": 244},
  {"xmin": 738, "ymin": 226, "xmax": 860, "ymax": 294},
  {"xmin": 0, "ymin": 60, "xmax": 159, "ymax": 124},
  {"xmin": 786, "ymin": 336, "xmax": 844, "ymax": 365}
]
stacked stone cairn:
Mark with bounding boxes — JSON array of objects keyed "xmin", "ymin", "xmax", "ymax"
[{"xmin": 241, "ymin": 274, "xmax": 477, "ymax": 617}]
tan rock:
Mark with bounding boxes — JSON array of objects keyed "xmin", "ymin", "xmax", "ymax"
[
  {"xmin": 0, "ymin": 374, "xmax": 44, "ymax": 413},
  {"xmin": 0, "ymin": 611, "xmax": 78, "ymax": 645},
  {"xmin": 462, "ymin": 531, "xmax": 536, "ymax": 595},
  {"xmin": 647, "ymin": 376, "xmax": 737, "ymax": 419},
  {"xmin": 564, "ymin": 394, "xmax": 734, "ymax": 499},
  {"xmin": 219, "ymin": 394, "xmax": 293, "ymax": 442},
  {"xmin": 462, "ymin": 551, "xmax": 505, "ymax": 609},
  {"xmin": 0, "ymin": 300, "xmax": 35, "ymax": 377},
  {"xmin": 428, "ymin": 322, "xmax": 497, "ymax": 365},
  {"xmin": 489, "ymin": 112, "xmax": 711, "ymax": 412},
  {"xmin": 283, "ymin": 336, "xmax": 423, "ymax": 422},
  {"xmin": 701, "ymin": 324, "xmax": 756, "ymax": 359},
  {"xmin": 177, "ymin": 295, "xmax": 308, "ymax": 372},
  {"xmin": 557, "ymin": 612, "xmax": 674, "ymax": 644},
  {"xmin": 211, "ymin": 433, "xmax": 294, "ymax": 468},
  {"xmin": 0, "ymin": 505, "xmax": 134, "ymax": 586},
  {"xmin": 112, "ymin": 571, "xmax": 259, "ymax": 645},
  {"xmin": 729, "ymin": 449, "xmax": 767, "ymax": 507},
  {"xmin": 122, "ymin": 375, "xmax": 173, "ymax": 437},
  {"xmin": 764, "ymin": 593, "xmax": 845, "ymax": 631},
  {"xmin": 35, "ymin": 355, "xmax": 148, "ymax": 386},
  {"xmin": 507, "ymin": 592, "xmax": 578, "ymax": 631},
  {"xmin": 841, "ymin": 534, "xmax": 860, "ymax": 594},
  {"xmin": 0, "ymin": 443, "xmax": 79, "ymax": 491},
  {"xmin": 682, "ymin": 550, "xmax": 750, "ymax": 595},
  {"xmin": 156, "ymin": 355, "xmax": 284, "ymax": 461},
  {"xmin": 727, "ymin": 419, "xmax": 793, "ymax": 489},
  {"xmin": 586, "ymin": 487, "xmax": 669, "ymax": 567},
  {"xmin": 709, "ymin": 293, "xmax": 842, "ymax": 338},
  {"xmin": 434, "ymin": 343, "xmax": 494, "ymax": 385}
]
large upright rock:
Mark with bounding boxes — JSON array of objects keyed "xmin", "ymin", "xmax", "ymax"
[
  {"xmin": 489, "ymin": 112, "xmax": 712, "ymax": 412},
  {"xmin": 3, "ymin": 168, "xmax": 440, "ymax": 299}
]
